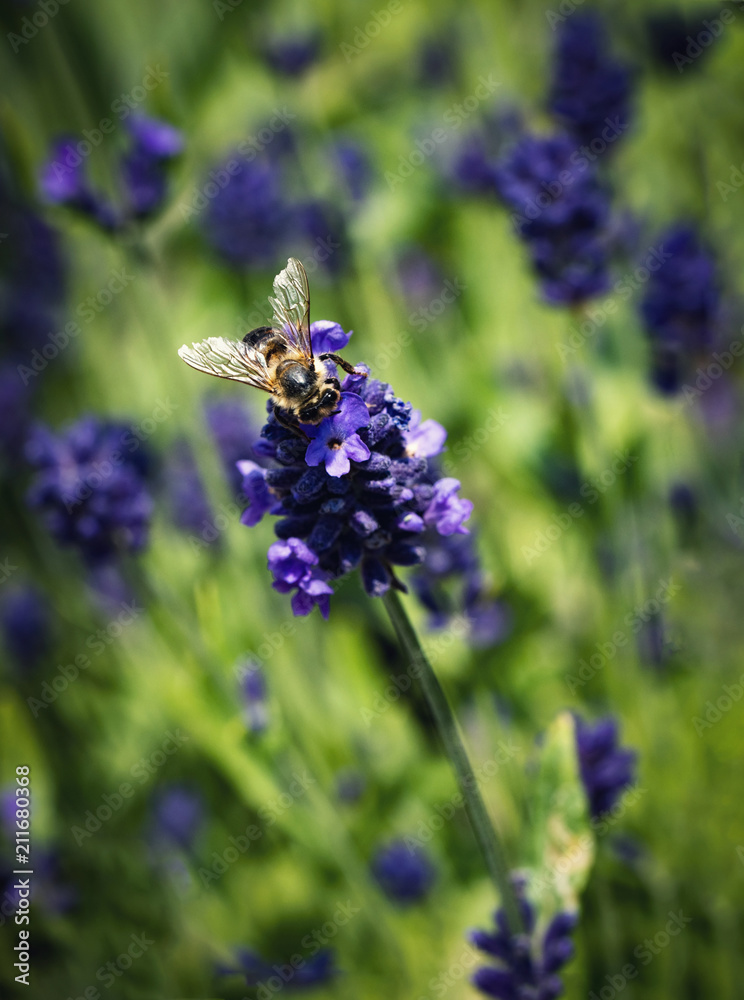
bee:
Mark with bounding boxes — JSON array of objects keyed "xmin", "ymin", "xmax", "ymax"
[{"xmin": 178, "ymin": 257, "xmax": 364, "ymax": 429}]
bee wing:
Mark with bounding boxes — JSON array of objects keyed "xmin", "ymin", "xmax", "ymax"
[
  {"xmin": 268, "ymin": 257, "xmax": 313, "ymax": 359},
  {"xmin": 178, "ymin": 337, "xmax": 274, "ymax": 392}
]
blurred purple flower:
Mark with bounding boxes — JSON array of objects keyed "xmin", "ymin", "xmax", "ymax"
[
  {"xmin": 294, "ymin": 199, "xmax": 346, "ymax": 274},
  {"xmin": 332, "ymin": 140, "xmax": 372, "ymax": 202},
  {"xmin": 121, "ymin": 116, "xmax": 184, "ymax": 218},
  {"xmin": 371, "ymin": 840, "xmax": 436, "ymax": 904},
  {"xmin": 450, "ymin": 107, "xmax": 524, "ymax": 196},
  {"xmin": 410, "ymin": 529, "xmax": 511, "ymax": 647},
  {"xmin": 395, "ymin": 247, "xmax": 444, "ymax": 307},
  {"xmin": 202, "ymin": 158, "xmax": 290, "ymax": 268},
  {"xmin": 494, "ymin": 131, "xmax": 614, "ymax": 305},
  {"xmin": 471, "ymin": 880, "xmax": 576, "ymax": 998},
  {"xmin": 126, "ymin": 114, "xmax": 184, "ymax": 158},
  {"xmin": 0, "ymin": 194, "xmax": 66, "ymax": 358},
  {"xmin": 2, "ymin": 850, "xmax": 76, "ymax": 917},
  {"xmin": 0, "ymin": 585, "xmax": 51, "ymax": 671},
  {"xmin": 39, "ymin": 138, "xmax": 117, "ymax": 228},
  {"xmin": 262, "ymin": 31, "xmax": 322, "ymax": 77},
  {"xmin": 548, "ymin": 12, "xmax": 632, "ymax": 146},
  {"xmin": 423, "ymin": 478, "xmax": 473, "ymax": 535},
  {"xmin": 452, "ymin": 132, "xmax": 500, "ymax": 196},
  {"xmin": 239, "ymin": 662, "xmax": 269, "ymax": 733},
  {"xmin": 151, "ymin": 786, "xmax": 205, "ymax": 852},
  {"xmin": 0, "ymin": 365, "xmax": 32, "ymax": 461},
  {"xmin": 575, "ymin": 714, "xmax": 637, "ymax": 819},
  {"xmin": 25, "ymin": 416, "xmax": 153, "ymax": 565},
  {"xmin": 40, "ymin": 117, "xmax": 182, "ymax": 227},
  {"xmin": 165, "ymin": 438, "xmax": 215, "ymax": 540},
  {"xmin": 205, "ymin": 397, "xmax": 263, "ymax": 493},
  {"xmin": 220, "ymin": 945, "xmax": 337, "ymax": 989},
  {"xmin": 640, "ymin": 224, "xmax": 721, "ymax": 394}
]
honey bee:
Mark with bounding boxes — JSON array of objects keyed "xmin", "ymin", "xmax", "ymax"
[{"xmin": 178, "ymin": 257, "xmax": 364, "ymax": 428}]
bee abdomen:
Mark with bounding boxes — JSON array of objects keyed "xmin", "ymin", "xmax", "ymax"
[
  {"xmin": 243, "ymin": 326, "xmax": 275, "ymax": 347},
  {"xmin": 244, "ymin": 326, "xmax": 289, "ymax": 365}
]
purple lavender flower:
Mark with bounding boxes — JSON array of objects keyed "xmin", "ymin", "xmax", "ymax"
[
  {"xmin": 0, "ymin": 585, "xmax": 51, "ymax": 670},
  {"xmin": 238, "ymin": 662, "xmax": 268, "ymax": 733},
  {"xmin": 332, "ymin": 140, "xmax": 372, "ymax": 202},
  {"xmin": 0, "ymin": 194, "xmax": 66, "ymax": 358},
  {"xmin": 40, "ymin": 116, "xmax": 182, "ymax": 227},
  {"xmin": 640, "ymin": 224, "xmax": 720, "ymax": 394},
  {"xmin": 237, "ymin": 459, "xmax": 279, "ymax": 526},
  {"xmin": 405, "ymin": 410, "xmax": 447, "ymax": 459},
  {"xmin": 0, "ymin": 788, "xmax": 18, "ymax": 839},
  {"xmin": 150, "ymin": 785, "xmax": 205, "ymax": 851},
  {"xmin": 220, "ymin": 946, "xmax": 336, "ymax": 989},
  {"xmin": 471, "ymin": 884, "xmax": 577, "ymax": 998},
  {"xmin": 165, "ymin": 438, "xmax": 215, "ymax": 539},
  {"xmin": 262, "ymin": 31, "xmax": 322, "ymax": 77},
  {"xmin": 121, "ymin": 115, "xmax": 184, "ymax": 219},
  {"xmin": 423, "ymin": 478, "xmax": 473, "ymax": 535},
  {"xmin": 25, "ymin": 416, "xmax": 153, "ymax": 565},
  {"xmin": 267, "ymin": 538, "xmax": 334, "ymax": 619},
  {"xmin": 548, "ymin": 12, "xmax": 632, "ymax": 147},
  {"xmin": 305, "ymin": 393, "xmax": 371, "ymax": 477},
  {"xmin": 0, "ymin": 365, "xmax": 32, "ymax": 461},
  {"xmin": 120, "ymin": 151, "xmax": 168, "ymax": 219},
  {"xmin": 394, "ymin": 247, "xmax": 444, "ymax": 307},
  {"xmin": 39, "ymin": 138, "xmax": 117, "ymax": 228},
  {"xmin": 574, "ymin": 715, "xmax": 636, "ymax": 820},
  {"xmin": 205, "ymin": 397, "xmax": 263, "ymax": 494},
  {"xmin": 371, "ymin": 840, "xmax": 436, "ymax": 904},
  {"xmin": 410, "ymin": 531, "xmax": 512, "ymax": 647},
  {"xmin": 450, "ymin": 107, "xmax": 524, "ymax": 196},
  {"xmin": 309, "ymin": 320, "xmax": 351, "ymax": 355},
  {"xmin": 126, "ymin": 114, "xmax": 184, "ymax": 158},
  {"xmin": 0, "ymin": 849, "xmax": 76, "ymax": 918},
  {"xmin": 202, "ymin": 158, "xmax": 290, "ymax": 268},
  {"xmin": 239, "ymin": 364, "xmax": 473, "ymax": 615},
  {"xmin": 494, "ymin": 131, "xmax": 613, "ymax": 304},
  {"xmin": 294, "ymin": 199, "xmax": 346, "ymax": 274},
  {"xmin": 452, "ymin": 132, "xmax": 501, "ymax": 196}
]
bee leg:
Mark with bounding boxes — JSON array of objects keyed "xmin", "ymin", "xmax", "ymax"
[
  {"xmin": 319, "ymin": 353, "xmax": 367, "ymax": 377},
  {"xmin": 272, "ymin": 405, "xmax": 310, "ymax": 441}
]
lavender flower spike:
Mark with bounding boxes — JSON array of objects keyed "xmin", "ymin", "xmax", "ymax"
[
  {"xmin": 575, "ymin": 714, "xmax": 637, "ymax": 820},
  {"xmin": 471, "ymin": 880, "xmax": 577, "ymax": 999},
  {"xmin": 177, "ymin": 260, "xmax": 475, "ymax": 617}
]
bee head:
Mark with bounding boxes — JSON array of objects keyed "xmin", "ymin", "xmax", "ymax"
[{"xmin": 298, "ymin": 383, "xmax": 340, "ymax": 424}]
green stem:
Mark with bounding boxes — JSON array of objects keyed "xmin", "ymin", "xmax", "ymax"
[{"xmin": 382, "ymin": 589, "xmax": 523, "ymax": 934}]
